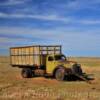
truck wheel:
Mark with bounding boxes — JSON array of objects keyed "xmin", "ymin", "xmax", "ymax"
[
  {"xmin": 21, "ymin": 68, "xmax": 32, "ymax": 78},
  {"xmin": 55, "ymin": 68, "xmax": 65, "ymax": 81}
]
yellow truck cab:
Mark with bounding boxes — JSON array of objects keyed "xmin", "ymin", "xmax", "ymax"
[
  {"xmin": 47, "ymin": 54, "xmax": 67, "ymax": 73},
  {"xmin": 10, "ymin": 45, "xmax": 83, "ymax": 81}
]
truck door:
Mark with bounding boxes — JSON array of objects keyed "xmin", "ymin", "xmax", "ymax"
[{"xmin": 46, "ymin": 56, "xmax": 55, "ymax": 74}]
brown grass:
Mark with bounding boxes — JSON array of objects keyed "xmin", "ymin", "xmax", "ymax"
[{"xmin": 0, "ymin": 56, "xmax": 100, "ymax": 100}]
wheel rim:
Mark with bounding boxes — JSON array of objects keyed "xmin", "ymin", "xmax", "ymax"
[
  {"xmin": 22, "ymin": 70, "xmax": 27, "ymax": 78},
  {"xmin": 56, "ymin": 69, "xmax": 65, "ymax": 81}
]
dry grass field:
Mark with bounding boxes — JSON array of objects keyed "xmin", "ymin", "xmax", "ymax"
[{"xmin": 0, "ymin": 56, "xmax": 100, "ymax": 100}]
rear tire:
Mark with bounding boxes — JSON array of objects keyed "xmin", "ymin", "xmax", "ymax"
[
  {"xmin": 21, "ymin": 68, "xmax": 32, "ymax": 78},
  {"xmin": 55, "ymin": 68, "xmax": 65, "ymax": 81}
]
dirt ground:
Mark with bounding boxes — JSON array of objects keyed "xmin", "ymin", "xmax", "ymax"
[{"xmin": 0, "ymin": 57, "xmax": 100, "ymax": 100}]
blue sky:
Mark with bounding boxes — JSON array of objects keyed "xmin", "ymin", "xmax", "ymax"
[{"xmin": 0, "ymin": 0, "xmax": 100, "ymax": 57}]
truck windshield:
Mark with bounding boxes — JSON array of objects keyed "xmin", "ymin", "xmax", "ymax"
[{"xmin": 55, "ymin": 55, "xmax": 66, "ymax": 61}]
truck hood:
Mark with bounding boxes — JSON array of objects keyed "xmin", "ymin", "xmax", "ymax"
[
  {"xmin": 59, "ymin": 60, "xmax": 77, "ymax": 64},
  {"xmin": 54, "ymin": 60, "xmax": 77, "ymax": 68}
]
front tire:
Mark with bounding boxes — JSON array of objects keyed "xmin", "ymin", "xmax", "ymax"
[
  {"xmin": 21, "ymin": 68, "xmax": 32, "ymax": 78},
  {"xmin": 55, "ymin": 68, "xmax": 65, "ymax": 81}
]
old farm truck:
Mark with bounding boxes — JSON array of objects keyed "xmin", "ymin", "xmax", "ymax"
[{"xmin": 10, "ymin": 45, "xmax": 88, "ymax": 81}]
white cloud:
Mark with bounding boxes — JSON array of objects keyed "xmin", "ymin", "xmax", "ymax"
[
  {"xmin": 78, "ymin": 20, "xmax": 100, "ymax": 24},
  {"xmin": 0, "ymin": 26, "xmax": 100, "ymax": 50},
  {"xmin": 1, "ymin": 12, "xmax": 100, "ymax": 25},
  {"xmin": 58, "ymin": 0, "xmax": 100, "ymax": 12},
  {"xmin": 0, "ymin": 12, "xmax": 71, "ymax": 22},
  {"xmin": 0, "ymin": 0, "xmax": 30, "ymax": 6}
]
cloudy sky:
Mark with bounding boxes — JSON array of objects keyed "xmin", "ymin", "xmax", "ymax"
[{"xmin": 0, "ymin": 0, "xmax": 100, "ymax": 56}]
